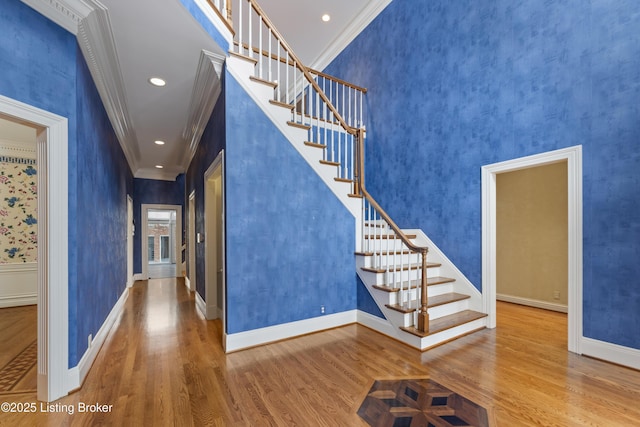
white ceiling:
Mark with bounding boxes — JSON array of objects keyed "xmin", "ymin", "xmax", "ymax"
[{"xmin": 22, "ymin": 0, "xmax": 390, "ymax": 180}]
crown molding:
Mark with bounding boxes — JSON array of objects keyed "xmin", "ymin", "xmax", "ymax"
[
  {"xmin": 76, "ymin": 0, "xmax": 140, "ymax": 173},
  {"xmin": 20, "ymin": 0, "xmax": 94, "ymax": 34},
  {"xmin": 310, "ymin": 0, "xmax": 392, "ymax": 72},
  {"xmin": 180, "ymin": 50, "xmax": 225, "ymax": 171},
  {"xmin": 134, "ymin": 168, "xmax": 180, "ymax": 182}
]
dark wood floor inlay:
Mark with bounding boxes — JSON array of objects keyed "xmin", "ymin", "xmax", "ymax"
[
  {"xmin": 0, "ymin": 340, "xmax": 37, "ymax": 393},
  {"xmin": 358, "ymin": 378, "xmax": 489, "ymax": 427}
]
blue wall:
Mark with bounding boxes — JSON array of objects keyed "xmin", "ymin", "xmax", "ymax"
[
  {"xmin": 224, "ymin": 72, "xmax": 356, "ymax": 334},
  {"xmin": 73, "ymin": 51, "xmax": 133, "ymax": 365},
  {"xmin": 326, "ymin": 0, "xmax": 640, "ymax": 349},
  {"xmin": 133, "ymin": 176, "xmax": 185, "ymax": 275},
  {"xmin": 179, "ymin": 0, "xmax": 229, "ymax": 52},
  {"xmin": 1, "ymin": 1, "xmax": 134, "ymax": 366}
]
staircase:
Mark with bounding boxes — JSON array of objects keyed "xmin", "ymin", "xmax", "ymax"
[{"xmin": 214, "ymin": 0, "xmax": 487, "ymax": 350}]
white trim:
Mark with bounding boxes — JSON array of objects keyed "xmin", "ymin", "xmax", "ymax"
[
  {"xmin": 357, "ymin": 310, "xmax": 395, "ymax": 337},
  {"xmin": 134, "ymin": 168, "xmax": 181, "ymax": 181},
  {"xmin": 310, "ymin": 0, "xmax": 392, "ymax": 72},
  {"xmin": 0, "ymin": 94, "xmax": 69, "ymax": 402},
  {"xmin": 20, "ymin": 0, "xmax": 93, "ymax": 34},
  {"xmin": 132, "ymin": 273, "xmax": 144, "ymax": 282},
  {"xmin": 76, "ymin": 1, "xmax": 141, "ymax": 174},
  {"xmin": 195, "ymin": 291, "xmax": 207, "ymax": 318},
  {"xmin": 0, "ymin": 263, "xmax": 38, "ymax": 308},
  {"xmin": 581, "ymin": 337, "xmax": 640, "ymax": 371},
  {"xmin": 193, "ymin": 0, "xmax": 234, "ymax": 49},
  {"xmin": 0, "ymin": 263, "xmax": 38, "ymax": 273},
  {"xmin": 225, "ymin": 310, "xmax": 358, "ymax": 353},
  {"xmin": 141, "ymin": 204, "xmax": 182, "ymax": 280},
  {"xmin": 181, "ymin": 50, "xmax": 225, "ymax": 170},
  {"xmin": 497, "ymin": 294, "xmax": 568, "ymax": 313},
  {"xmin": 0, "ymin": 138, "xmax": 37, "ymax": 158},
  {"xmin": 482, "ymin": 145, "xmax": 583, "ymax": 354},
  {"xmin": 188, "ymin": 190, "xmax": 196, "ymax": 293},
  {"xmin": 69, "ymin": 287, "xmax": 129, "ymax": 389},
  {"xmin": 0, "ymin": 294, "xmax": 37, "ymax": 308},
  {"xmin": 204, "ymin": 151, "xmax": 225, "ymax": 322},
  {"xmin": 126, "ymin": 195, "xmax": 133, "ymax": 288}
]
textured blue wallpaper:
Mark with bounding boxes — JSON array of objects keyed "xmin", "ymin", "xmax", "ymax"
[
  {"xmin": 132, "ymin": 176, "xmax": 185, "ymax": 274},
  {"xmin": 73, "ymin": 50, "xmax": 133, "ymax": 365},
  {"xmin": 224, "ymin": 71, "xmax": 356, "ymax": 334},
  {"xmin": 1, "ymin": 1, "xmax": 134, "ymax": 366},
  {"xmin": 326, "ymin": 0, "xmax": 640, "ymax": 349}
]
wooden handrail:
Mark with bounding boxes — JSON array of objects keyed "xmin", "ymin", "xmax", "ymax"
[
  {"xmin": 246, "ymin": 0, "xmax": 358, "ymax": 136},
  {"xmin": 234, "ymin": 42, "xmax": 368, "ymax": 93},
  {"xmin": 206, "ymin": 0, "xmax": 235, "ymax": 36}
]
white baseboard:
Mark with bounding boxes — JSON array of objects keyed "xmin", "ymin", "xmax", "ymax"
[
  {"xmin": 0, "ymin": 263, "xmax": 38, "ymax": 308},
  {"xmin": 184, "ymin": 276, "xmax": 192, "ymax": 291},
  {"xmin": 68, "ymin": 287, "xmax": 129, "ymax": 389},
  {"xmin": 581, "ymin": 337, "xmax": 640, "ymax": 371},
  {"xmin": 0, "ymin": 294, "xmax": 37, "ymax": 308},
  {"xmin": 225, "ymin": 310, "xmax": 358, "ymax": 353},
  {"xmin": 497, "ymin": 294, "xmax": 568, "ymax": 313},
  {"xmin": 357, "ymin": 310, "xmax": 394, "ymax": 336},
  {"xmin": 133, "ymin": 273, "xmax": 144, "ymax": 282},
  {"xmin": 195, "ymin": 292, "xmax": 206, "ymax": 318}
]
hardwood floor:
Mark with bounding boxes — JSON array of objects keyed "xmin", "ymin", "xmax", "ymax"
[
  {"xmin": 1, "ymin": 278, "xmax": 638, "ymax": 426},
  {"xmin": 0, "ymin": 305, "xmax": 37, "ymax": 395}
]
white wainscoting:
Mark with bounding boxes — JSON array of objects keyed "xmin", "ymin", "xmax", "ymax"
[{"xmin": 0, "ymin": 262, "xmax": 37, "ymax": 307}]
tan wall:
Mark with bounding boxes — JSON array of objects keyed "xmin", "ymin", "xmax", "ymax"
[{"xmin": 497, "ymin": 161, "xmax": 568, "ymax": 307}]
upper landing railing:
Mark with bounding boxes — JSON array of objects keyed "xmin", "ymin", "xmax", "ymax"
[{"xmin": 208, "ymin": 0, "xmax": 431, "ymax": 333}]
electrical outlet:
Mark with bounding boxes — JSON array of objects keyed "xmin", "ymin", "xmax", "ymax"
[
  {"xmin": 553, "ymin": 290, "xmax": 560, "ymax": 300},
  {"xmin": 320, "ymin": 305, "xmax": 325, "ymax": 314}
]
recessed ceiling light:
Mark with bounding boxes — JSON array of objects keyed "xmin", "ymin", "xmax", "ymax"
[
  {"xmin": 154, "ymin": 140, "xmax": 165, "ymax": 145},
  {"xmin": 321, "ymin": 14, "xmax": 331, "ymax": 22},
  {"xmin": 148, "ymin": 77, "xmax": 166, "ymax": 87},
  {"xmin": 155, "ymin": 165, "xmax": 164, "ymax": 169}
]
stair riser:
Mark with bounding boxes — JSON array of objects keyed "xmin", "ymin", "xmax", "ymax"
[
  {"xmin": 364, "ymin": 253, "xmax": 423, "ymax": 268},
  {"xmin": 359, "ymin": 268, "xmax": 442, "ymax": 286},
  {"xmin": 385, "ymin": 309, "xmax": 414, "ymax": 328},
  {"xmin": 361, "ymin": 240, "xmax": 417, "ymax": 253},
  {"xmin": 428, "ymin": 299, "xmax": 470, "ymax": 320},
  {"xmin": 417, "ymin": 317, "xmax": 487, "ymax": 349},
  {"xmin": 383, "ymin": 283, "xmax": 454, "ymax": 305}
]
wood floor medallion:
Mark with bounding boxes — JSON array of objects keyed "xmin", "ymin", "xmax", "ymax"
[
  {"xmin": 0, "ymin": 340, "xmax": 37, "ymax": 394},
  {"xmin": 358, "ymin": 378, "xmax": 490, "ymax": 427}
]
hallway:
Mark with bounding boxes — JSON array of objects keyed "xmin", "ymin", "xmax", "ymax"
[{"xmin": 1, "ymin": 278, "xmax": 639, "ymax": 426}]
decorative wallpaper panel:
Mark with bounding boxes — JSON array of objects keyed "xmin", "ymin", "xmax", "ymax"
[{"xmin": 0, "ymin": 156, "xmax": 37, "ymax": 264}]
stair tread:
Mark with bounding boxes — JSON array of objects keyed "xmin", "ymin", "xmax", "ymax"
[
  {"xmin": 385, "ymin": 292, "xmax": 470, "ymax": 314},
  {"xmin": 229, "ymin": 50, "xmax": 258, "ymax": 65},
  {"xmin": 361, "ymin": 262, "xmax": 441, "ymax": 274},
  {"xmin": 320, "ymin": 160, "xmax": 340, "ymax": 167},
  {"xmin": 304, "ymin": 141, "xmax": 325, "ymax": 149},
  {"xmin": 287, "ymin": 121, "xmax": 311, "ymax": 131},
  {"xmin": 270, "ymin": 99, "xmax": 295, "ymax": 110},
  {"xmin": 364, "ymin": 234, "xmax": 417, "ymax": 240},
  {"xmin": 334, "ymin": 177, "xmax": 353, "ymax": 183},
  {"xmin": 372, "ymin": 277, "xmax": 455, "ymax": 292},
  {"xmin": 400, "ymin": 310, "xmax": 487, "ymax": 338},
  {"xmin": 249, "ymin": 76, "xmax": 278, "ymax": 88},
  {"xmin": 348, "ymin": 193, "xmax": 363, "ymax": 199}
]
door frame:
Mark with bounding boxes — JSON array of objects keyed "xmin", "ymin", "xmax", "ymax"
[
  {"xmin": 127, "ymin": 195, "xmax": 133, "ymax": 287},
  {"xmin": 141, "ymin": 204, "xmax": 182, "ymax": 279},
  {"xmin": 188, "ymin": 191, "xmax": 196, "ymax": 292},
  {"xmin": 0, "ymin": 94, "xmax": 69, "ymax": 401},
  {"xmin": 203, "ymin": 150, "xmax": 226, "ymax": 331},
  {"xmin": 481, "ymin": 145, "xmax": 583, "ymax": 353}
]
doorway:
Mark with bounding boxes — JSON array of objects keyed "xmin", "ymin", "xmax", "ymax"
[
  {"xmin": 203, "ymin": 151, "xmax": 225, "ymax": 330},
  {"xmin": 188, "ymin": 191, "xmax": 196, "ymax": 292},
  {"xmin": 141, "ymin": 204, "xmax": 182, "ymax": 280},
  {"xmin": 481, "ymin": 146, "xmax": 583, "ymax": 353},
  {"xmin": 0, "ymin": 94, "xmax": 70, "ymax": 401}
]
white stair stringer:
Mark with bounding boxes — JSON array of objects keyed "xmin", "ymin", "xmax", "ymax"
[
  {"xmin": 356, "ymin": 227, "xmax": 487, "ymax": 351},
  {"xmin": 226, "ymin": 55, "xmax": 361, "ymax": 223}
]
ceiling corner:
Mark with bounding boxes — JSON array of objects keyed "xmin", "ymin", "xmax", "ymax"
[
  {"xmin": 20, "ymin": 0, "xmax": 95, "ymax": 34},
  {"xmin": 310, "ymin": 0, "xmax": 392, "ymax": 72}
]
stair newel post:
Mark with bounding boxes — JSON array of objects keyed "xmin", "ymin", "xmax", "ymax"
[{"xmin": 417, "ymin": 248, "xmax": 430, "ymax": 333}]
